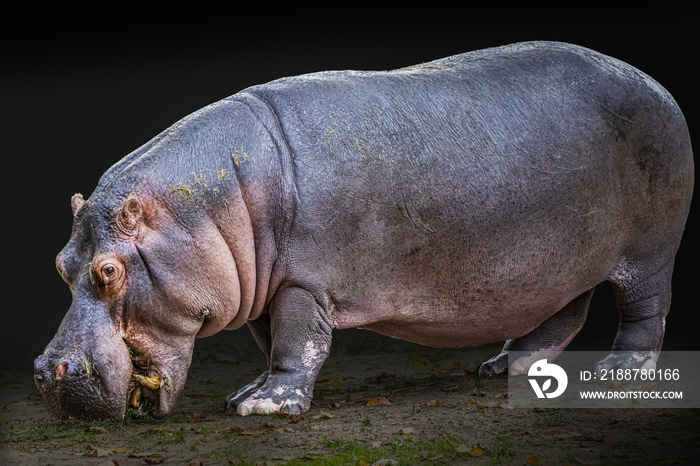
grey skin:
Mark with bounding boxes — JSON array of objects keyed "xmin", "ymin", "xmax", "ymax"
[{"xmin": 35, "ymin": 41, "xmax": 693, "ymax": 420}]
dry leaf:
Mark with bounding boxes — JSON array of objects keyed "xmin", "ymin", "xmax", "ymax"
[
  {"xmin": 86, "ymin": 444, "xmax": 111, "ymax": 457},
  {"xmin": 525, "ymin": 456, "xmax": 542, "ymax": 464},
  {"xmin": 366, "ymin": 396, "xmax": 393, "ymax": 406},
  {"xmin": 0, "ymin": 417, "xmax": 4, "ymax": 423},
  {"xmin": 412, "ymin": 350, "xmax": 434, "ymax": 368},
  {"xmin": 443, "ymin": 384, "xmax": 460, "ymax": 392},
  {"xmin": 454, "ymin": 444, "xmax": 469, "ymax": 453},
  {"xmin": 85, "ymin": 426, "xmax": 108, "ymax": 434},
  {"xmin": 190, "ymin": 412, "xmax": 201, "ymax": 421},
  {"xmin": 468, "ymin": 443, "xmax": 485, "ymax": 456},
  {"xmin": 284, "ymin": 413, "xmax": 305, "ymax": 423},
  {"xmin": 220, "ymin": 426, "xmax": 246, "ymax": 434},
  {"xmin": 398, "ymin": 427, "xmax": 414, "ymax": 434},
  {"xmin": 145, "ymin": 427, "xmax": 168, "ymax": 433},
  {"xmin": 471, "ymin": 389, "xmax": 486, "ymax": 397},
  {"xmin": 468, "ymin": 399, "xmax": 478, "ymax": 404},
  {"xmin": 494, "ymin": 393, "xmax": 508, "ymax": 398},
  {"xmin": 421, "ymin": 400, "xmax": 441, "ymax": 408},
  {"xmin": 312, "ymin": 410, "xmax": 335, "ymax": 420}
]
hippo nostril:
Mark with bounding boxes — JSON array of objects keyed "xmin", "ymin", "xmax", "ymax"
[{"xmin": 55, "ymin": 362, "xmax": 69, "ymax": 381}]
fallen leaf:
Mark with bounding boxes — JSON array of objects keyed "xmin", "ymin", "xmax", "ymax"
[
  {"xmin": 371, "ymin": 441, "xmax": 382, "ymax": 448},
  {"xmin": 443, "ymin": 384, "xmax": 460, "ymax": 392},
  {"xmin": 425, "ymin": 454, "xmax": 444, "ymax": 461},
  {"xmin": 495, "ymin": 393, "xmax": 509, "ymax": 399},
  {"xmin": 454, "ymin": 444, "xmax": 469, "ymax": 453},
  {"xmin": 366, "ymin": 396, "xmax": 393, "ymax": 406},
  {"xmin": 146, "ymin": 427, "xmax": 167, "ymax": 433},
  {"xmin": 26, "ymin": 392, "xmax": 40, "ymax": 400},
  {"xmin": 398, "ymin": 427, "xmax": 414, "ymax": 434},
  {"xmin": 525, "ymin": 456, "xmax": 543, "ymax": 464},
  {"xmin": 283, "ymin": 413, "xmax": 305, "ymax": 423},
  {"xmin": 190, "ymin": 412, "xmax": 201, "ymax": 421},
  {"xmin": 468, "ymin": 443, "xmax": 485, "ymax": 456},
  {"xmin": 6, "ymin": 400, "xmax": 20, "ymax": 405},
  {"xmin": 421, "ymin": 400, "xmax": 441, "ymax": 408},
  {"xmin": 471, "ymin": 389, "xmax": 486, "ymax": 397},
  {"xmin": 468, "ymin": 399, "xmax": 478, "ymax": 404},
  {"xmin": 220, "ymin": 426, "xmax": 246, "ymax": 434},
  {"xmin": 328, "ymin": 402, "xmax": 341, "ymax": 410},
  {"xmin": 312, "ymin": 410, "xmax": 335, "ymax": 420},
  {"xmin": 0, "ymin": 417, "xmax": 3, "ymax": 423},
  {"xmin": 86, "ymin": 444, "xmax": 111, "ymax": 457},
  {"xmin": 84, "ymin": 426, "xmax": 108, "ymax": 434},
  {"xmin": 412, "ymin": 350, "xmax": 434, "ymax": 368},
  {"xmin": 444, "ymin": 361, "xmax": 462, "ymax": 370}
]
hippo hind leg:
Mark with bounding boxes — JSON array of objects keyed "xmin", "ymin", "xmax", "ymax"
[
  {"xmin": 225, "ymin": 315, "xmax": 271, "ymax": 412},
  {"xmin": 596, "ymin": 257, "xmax": 675, "ymax": 372},
  {"xmin": 478, "ymin": 288, "xmax": 594, "ymax": 376}
]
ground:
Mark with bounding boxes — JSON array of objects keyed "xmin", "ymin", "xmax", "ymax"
[{"xmin": 2, "ymin": 328, "xmax": 699, "ymax": 465}]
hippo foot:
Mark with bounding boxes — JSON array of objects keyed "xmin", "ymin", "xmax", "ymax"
[
  {"xmin": 225, "ymin": 370, "xmax": 269, "ymax": 412},
  {"xmin": 595, "ymin": 351, "xmax": 658, "ymax": 374},
  {"xmin": 477, "ymin": 351, "xmax": 511, "ymax": 377},
  {"xmin": 228, "ymin": 372, "xmax": 311, "ymax": 416}
]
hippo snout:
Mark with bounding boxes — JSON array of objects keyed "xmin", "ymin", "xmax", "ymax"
[{"xmin": 33, "ymin": 351, "xmax": 130, "ymax": 420}]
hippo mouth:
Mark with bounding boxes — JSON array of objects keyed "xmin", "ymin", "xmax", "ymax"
[{"xmin": 126, "ymin": 345, "xmax": 165, "ymax": 417}]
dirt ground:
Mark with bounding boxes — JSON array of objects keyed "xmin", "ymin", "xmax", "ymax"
[{"xmin": 2, "ymin": 328, "xmax": 699, "ymax": 465}]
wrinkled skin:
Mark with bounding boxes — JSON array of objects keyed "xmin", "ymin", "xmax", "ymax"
[{"xmin": 35, "ymin": 41, "xmax": 693, "ymax": 420}]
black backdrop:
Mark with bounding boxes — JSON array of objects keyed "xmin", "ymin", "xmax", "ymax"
[{"xmin": 3, "ymin": 15, "xmax": 697, "ymax": 371}]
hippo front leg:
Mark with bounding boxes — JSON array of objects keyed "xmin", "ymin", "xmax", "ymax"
[{"xmin": 232, "ymin": 287, "xmax": 332, "ymax": 416}]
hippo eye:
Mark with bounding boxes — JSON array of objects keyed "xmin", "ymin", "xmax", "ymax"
[{"xmin": 101, "ymin": 263, "xmax": 119, "ymax": 283}]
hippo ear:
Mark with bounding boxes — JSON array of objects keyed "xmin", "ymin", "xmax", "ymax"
[
  {"xmin": 71, "ymin": 193, "xmax": 84, "ymax": 217},
  {"xmin": 116, "ymin": 196, "xmax": 143, "ymax": 235}
]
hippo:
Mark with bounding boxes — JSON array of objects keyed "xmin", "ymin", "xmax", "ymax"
[{"xmin": 34, "ymin": 41, "xmax": 693, "ymax": 420}]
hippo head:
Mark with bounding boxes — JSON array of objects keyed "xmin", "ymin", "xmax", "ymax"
[{"xmin": 34, "ymin": 185, "xmax": 247, "ymax": 420}]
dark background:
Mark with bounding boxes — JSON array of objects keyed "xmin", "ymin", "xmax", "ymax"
[{"xmin": 3, "ymin": 13, "xmax": 697, "ymax": 371}]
